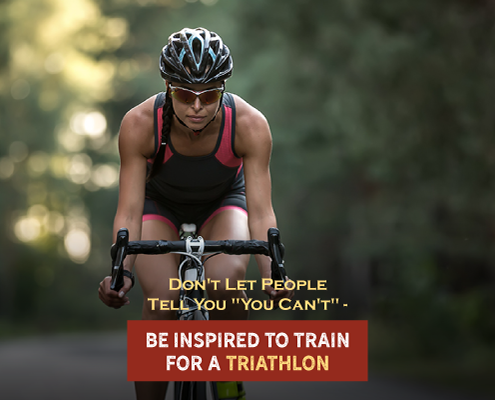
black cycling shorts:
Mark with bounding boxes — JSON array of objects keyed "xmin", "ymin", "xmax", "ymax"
[{"xmin": 142, "ymin": 189, "xmax": 247, "ymax": 236}]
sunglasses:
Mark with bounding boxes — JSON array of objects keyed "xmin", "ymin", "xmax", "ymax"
[{"xmin": 168, "ymin": 84, "xmax": 225, "ymax": 105}]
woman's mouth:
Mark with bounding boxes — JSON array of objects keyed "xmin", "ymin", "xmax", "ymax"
[{"xmin": 187, "ymin": 115, "xmax": 206, "ymax": 124}]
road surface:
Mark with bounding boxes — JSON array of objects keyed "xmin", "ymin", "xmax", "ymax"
[{"xmin": 0, "ymin": 332, "xmax": 491, "ymax": 400}]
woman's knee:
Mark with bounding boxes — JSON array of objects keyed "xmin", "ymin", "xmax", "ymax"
[{"xmin": 206, "ymin": 256, "xmax": 248, "ymax": 300}]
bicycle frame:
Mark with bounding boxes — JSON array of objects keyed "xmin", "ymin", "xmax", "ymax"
[
  {"xmin": 109, "ymin": 226, "xmax": 287, "ymax": 400},
  {"xmin": 176, "ymin": 236, "xmax": 209, "ymax": 321}
]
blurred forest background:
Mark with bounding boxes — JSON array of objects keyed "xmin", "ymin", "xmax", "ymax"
[{"xmin": 1, "ymin": 0, "xmax": 494, "ymax": 397}]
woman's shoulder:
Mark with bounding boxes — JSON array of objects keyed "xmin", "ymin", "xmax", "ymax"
[
  {"xmin": 119, "ymin": 94, "xmax": 161, "ymax": 157},
  {"xmin": 228, "ymin": 93, "xmax": 271, "ymax": 157},
  {"xmin": 123, "ymin": 94, "xmax": 161, "ymax": 126},
  {"xmin": 229, "ymin": 93, "xmax": 268, "ymax": 130}
]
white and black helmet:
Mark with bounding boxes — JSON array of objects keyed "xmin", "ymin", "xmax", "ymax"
[{"xmin": 159, "ymin": 27, "xmax": 233, "ymax": 84}]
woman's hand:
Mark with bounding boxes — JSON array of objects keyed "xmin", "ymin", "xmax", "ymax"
[
  {"xmin": 263, "ymin": 276, "xmax": 295, "ymax": 308},
  {"xmin": 98, "ymin": 275, "xmax": 133, "ymax": 309}
]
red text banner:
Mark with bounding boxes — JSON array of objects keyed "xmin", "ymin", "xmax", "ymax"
[{"xmin": 127, "ymin": 320, "xmax": 367, "ymax": 381}]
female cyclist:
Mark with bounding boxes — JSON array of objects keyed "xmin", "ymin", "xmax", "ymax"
[{"xmin": 98, "ymin": 27, "xmax": 293, "ymax": 399}]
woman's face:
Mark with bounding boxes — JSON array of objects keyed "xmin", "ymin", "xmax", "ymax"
[{"xmin": 168, "ymin": 81, "xmax": 224, "ymax": 131}]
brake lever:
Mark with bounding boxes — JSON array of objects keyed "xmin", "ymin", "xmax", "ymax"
[
  {"xmin": 267, "ymin": 227, "xmax": 287, "ymax": 283},
  {"xmin": 110, "ymin": 228, "xmax": 129, "ymax": 292}
]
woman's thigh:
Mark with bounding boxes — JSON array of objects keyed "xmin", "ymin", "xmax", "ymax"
[
  {"xmin": 135, "ymin": 219, "xmax": 180, "ymax": 320},
  {"xmin": 199, "ymin": 208, "xmax": 250, "ymax": 302}
]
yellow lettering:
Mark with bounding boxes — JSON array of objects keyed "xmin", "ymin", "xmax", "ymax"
[
  {"xmin": 261, "ymin": 279, "xmax": 273, "ymax": 291},
  {"xmin": 238, "ymin": 355, "xmax": 249, "ymax": 371},
  {"xmin": 226, "ymin": 355, "xmax": 236, "ymax": 370},
  {"xmin": 169, "ymin": 279, "xmax": 181, "ymax": 290},
  {"xmin": 279, "ymin": 298, "xmax": 291, "ymax": 310},
  {"xmin": 267, "ymin": 355, "xmax": 277, "ymax": 371},
  {"xmin": 147, "ymin": 298, "xmax": 159, "ymax": 310},
  {"xmin": 317, "ymin": 356, "xmax": 328, "ymax": 371},
  {"xmin": 225, "ymin": 278, "xmax": 235, "ymax": 290},
  {"xmin": 255, "ymin": 355, "xmax": 268, "ymax": 371},
  {"xmin": 279, "ymin": 356, "xmax": 291, "ymax": 371},
  {"xmin": 292, "ymin": 300, "xmax": 303, "ymax": 310},
  {"xmin": 302, "ymin": 356, "xmax": 315, "ymax": 371},
  {"xmin": 293, "ymin": 356, "xmax": 302, "ymax": 371}
]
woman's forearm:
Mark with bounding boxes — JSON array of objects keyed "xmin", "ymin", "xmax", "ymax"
[
  {"xmin": 113, "ymin": 212, "xmax": 143, "ymax": 271},
  {"xmin": 248, "ymin": 212, "xmax": 277, "ymax": 279}
]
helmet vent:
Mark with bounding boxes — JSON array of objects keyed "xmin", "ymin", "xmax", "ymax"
[{"xmin": 191, "ymin": 36, "xmax": 204, "ymax": 69}]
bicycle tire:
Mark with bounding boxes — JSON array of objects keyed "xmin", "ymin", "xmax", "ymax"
[
  {"xmin": 193, "ymin": 309, "xmax": 207, "ymax": 321},
  {"xmin": 175, "ymin": 254, "xmax": 216, "ymax": 399},
  {"xmin": 175, "ymin": 381, "xmax": 192, "ymax": 400},
  {"xmin": 176, "ymin": 381, "xmax": 219, "ymax": 400}
]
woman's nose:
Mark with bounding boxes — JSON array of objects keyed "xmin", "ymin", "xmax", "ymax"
[{"xmin": 191, "ymin": 96, "xmax": 202, "ymax": 110}]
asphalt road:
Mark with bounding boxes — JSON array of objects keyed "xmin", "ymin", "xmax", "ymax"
[{"xmin": 0, "ymin": 332, "xmax": 491, "ymax": 400}]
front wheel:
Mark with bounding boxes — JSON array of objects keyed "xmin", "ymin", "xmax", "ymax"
[
  {"xmin": 193, "ymin": 309, "xmax": 207, "ymax": 320},
  {"xmin": 175, "ymin": 381, "xmax": 217, "ymax": 400}
]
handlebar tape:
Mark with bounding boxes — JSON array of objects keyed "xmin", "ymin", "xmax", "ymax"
[{"xmin": 110, "ymin": 228, "xmax": 129, "ymax": 291}]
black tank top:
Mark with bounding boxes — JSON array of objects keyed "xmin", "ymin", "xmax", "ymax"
[{"xmin": 145, "ymin": 92, "xmax": 244, "ymax": 205}]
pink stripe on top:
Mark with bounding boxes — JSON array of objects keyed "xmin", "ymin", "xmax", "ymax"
[
  {"xmin": 156, "ymin": 105, "xmax": 163, "ymax": 159},
  {"xmin": 143, "ymin": 214, "xmax": 179, "ymax": 236},
  {"xmin": 164, "ymin": 144, "xmax": 173, "ymax": 163},
  {"xmin": 215, "ymin": 106, "xmax": 242, "ymax": 168},
  {"xmin": 199, "ymin": 205, "xmax": 248, "ymax": 232}
]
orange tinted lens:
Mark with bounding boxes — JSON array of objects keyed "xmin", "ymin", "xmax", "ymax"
[
  {"xmin": 172, "ymin": 89, "xmax": 196, "ymax": 103},
  {"xmin": 198, "ymin": 90, "xmax": 222, "ymax": 105}
]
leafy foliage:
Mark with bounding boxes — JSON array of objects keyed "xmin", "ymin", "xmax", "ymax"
[{"xmin": 1, "ymin": 0, "xmax": 494, "ymax": 393}]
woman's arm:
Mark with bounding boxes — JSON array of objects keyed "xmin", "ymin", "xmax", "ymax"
[
  {"xmin": 99, "ymin": 98, "xmax": 155, "ymax": 308},
  {"xmin": 234, "ymin": 95, "xmax": 293, "ymax": 302}
]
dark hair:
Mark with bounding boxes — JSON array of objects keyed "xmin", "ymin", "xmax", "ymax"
[{"xmin": 147, "ymin": 92, "xmax": 173, "ymax": 181}]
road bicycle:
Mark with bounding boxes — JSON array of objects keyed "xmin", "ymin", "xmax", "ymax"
[{"xmin": 110, "ymin": 225, "xmax": 287, "ymax": 400}]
